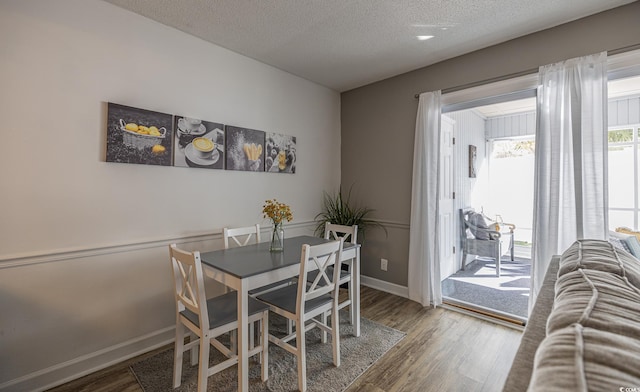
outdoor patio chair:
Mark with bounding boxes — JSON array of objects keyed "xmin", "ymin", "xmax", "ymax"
[{"xmin": 459, "ymin": 208, "xmax": 515, "ymax": 277}]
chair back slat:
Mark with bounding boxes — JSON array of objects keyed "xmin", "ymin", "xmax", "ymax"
[
  {"xmin": 324, "ymin": 222, "xmax": 358, "ymax": 244},
  {"xmin": 169, "ymin": 244, "xmax": 209, "ymax": 328},
  {"xmin": 223, "ymin": 224, "xmax": 261, "ymax": 249},
  {"xmin": 297, "ymin": 239, "xmax": 343, "ymax": 308}
]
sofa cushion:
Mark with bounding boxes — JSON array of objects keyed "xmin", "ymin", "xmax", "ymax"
[
  {"xmin": 558, "ymin": 239, "xmax": 640, "ymax": 291},
  {"xmin": 547, "ymin": 268, "xmax": 640, "ymax": 338},
  {"xmin": 529, "ymin": 325, "xmax": 640, "ymax": 391}
]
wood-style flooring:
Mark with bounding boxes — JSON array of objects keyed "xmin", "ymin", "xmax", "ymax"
[{"xmin": 46, "ymin": 286, "xmax": 523, "ymax": 392}]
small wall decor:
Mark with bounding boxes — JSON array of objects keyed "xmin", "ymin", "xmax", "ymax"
[
  {"xmin": 225, "ymin": 125, "xmax": 265, "ymax": 172},
  {"xmin": 173, "ymin": 115, "xmax": 225, "ymax": 169},
  {"xmin": 469, "ymin": 144, "xmax": 477, "ymax": 178},
  {"xmin": 106, "ymin": 102, "xmax": 173, "ymax": 166},
  {"xmin": 265, "ymin": 133, "xmax": 296, "ymax": 173}
]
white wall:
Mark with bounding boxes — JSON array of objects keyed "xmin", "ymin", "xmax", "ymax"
[
  {"xmin": 486, "ymin": 111, "xmax": 536, "ymax": 139},
  {"xmin": 0, "ymin": 1, "xmax": 340, "ymax": 390},
  {"xmin": 609, "ymin": 95, "xmax": 640, "ymax": 126}
]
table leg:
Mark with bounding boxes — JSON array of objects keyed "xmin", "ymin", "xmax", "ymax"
[
  {"xmin": 237, "ymin": 282, "xmax": 249, "ymax": 392},
  {"xmin": 353, "ymin": 248, "xmax": 361, "ymax": 337}
]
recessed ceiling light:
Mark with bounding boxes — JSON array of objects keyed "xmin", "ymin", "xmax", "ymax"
[{"xmin": 417, "ymin": 35, "xmax": 434, "ymax": 41}]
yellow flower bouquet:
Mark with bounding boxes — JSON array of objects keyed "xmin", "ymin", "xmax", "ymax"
[{"xmin": 262, "ymin": 199, "xmax": 293, "ymax": 251}]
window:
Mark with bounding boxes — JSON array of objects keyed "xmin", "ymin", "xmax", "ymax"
[
  {"xmin": 608, "ymin": 126, "xmax": 640, "ymax": 230},
  {"xmin": 607, "ymin": 68, "xmax": 640, "ymax": 231},
  {"xmin": 488, "ymin": 137, "xmax": 535, "ymax": 247}
]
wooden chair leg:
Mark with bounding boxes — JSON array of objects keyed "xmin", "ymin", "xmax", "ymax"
[
  {"xmin": 320, "ymin": 312, "xmax": 328, "ymax": 343},
  {"xmin": 173, "ymin": 323, "xmax": 185, "ymax": 388},
  {"xmin": 331, "ymin": 304, "xmax": 340, "ymax": 367},
  {"xmin": 250, "ymin": 321, "xmax": 255, "ymax": 352},
  {"xmin": 190, "ymin": 333, "xmax": 199, "ymax": 365},
  {"xmin": 197, "ymin": 338, "xmax": 210, "ymax": 392},
  {"xmin": 287, "ymin": 319, "xmax": 294, "ymax": 335},
  {"xmin": 260, "ymin": 312, "xmax": 269, "ymax": 381},
  {"xmin": 296, "ymin": 321, "xmax": 307, "ymax": 392},
  {"xmin": 230, "ymin": 330, "xmax": 237, "ymax": 354}
]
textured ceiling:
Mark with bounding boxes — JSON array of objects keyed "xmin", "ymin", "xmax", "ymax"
[{"xmin": 103, "ymin": 0, "xmax": 635, "ymax": 92}]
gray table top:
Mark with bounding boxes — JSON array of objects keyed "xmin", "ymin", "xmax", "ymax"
[{"xmin": 200, "ymin": 235, "xmax": 358, "ymax": 279}]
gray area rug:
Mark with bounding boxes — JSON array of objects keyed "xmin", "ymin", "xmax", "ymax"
[
  {"xmin": 130, "ymin": 311, "xmax": 404, "ymax": 392},
  {"xmin": 442, "ymin": 256, "xmax": 531, "ymax": 318}
]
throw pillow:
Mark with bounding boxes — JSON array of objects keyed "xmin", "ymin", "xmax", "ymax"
[
  {"xmin": 624, "ymin": 236, "xmax": 640, "ymax": 259},
  {"xmin": 468, "ymin": 212, "xmax": 490, "ymax": 240},
  {"xmin": 612, "ymin": 228, "xmax": 640, "ymax": 258},
  {"xmin": 609, "ymin": 236, "xmax": 631, "ymax": 253}
]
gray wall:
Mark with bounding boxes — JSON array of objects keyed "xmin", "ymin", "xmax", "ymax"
[{"xmin": 341, "ymin": 1, "xmax": 640, "ymax": 287}]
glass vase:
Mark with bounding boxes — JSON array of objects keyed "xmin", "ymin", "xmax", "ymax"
[{"xmin": 270, "ymin": 222, "xmax": 284, "ymax": 252}]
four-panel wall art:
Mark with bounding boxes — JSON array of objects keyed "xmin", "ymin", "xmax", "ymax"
[{"xmin": 105, "ymin": 102, "xmax": 297, "ymax": 173}]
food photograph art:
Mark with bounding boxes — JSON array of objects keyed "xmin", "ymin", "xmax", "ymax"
[
  {"xmin": 106, "ymin": 102, "xmax": 173, "ymax": 166},
  {"xmin": 265, "ymin": 133, "xmax": 296, "ymax": 173},
  {"xmin": 225, "ymin": 125, "xmax": 265, "ymax": 172},
  {"xmin": 173, "ymin": 116, "xmax": 225, "ymax": 169}
]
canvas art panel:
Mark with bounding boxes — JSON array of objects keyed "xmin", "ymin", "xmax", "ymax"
[
  {"xmin": 106, "ymin": 102, "xmax": 173, "ymax": 166},
  {"xmin": 469, "ymin": 144, "xmax": 477, "ymax": 178},
  {"xmin": 173, "ymin": 115, "xmax": 225, "ymax": 169},
  {"xmin": 265, "ymin": 133, "xmax": 296, "ymax": 173},
  {"xmin": 225, "ymin": 125, "xmax": 265, "ymax": 172}
]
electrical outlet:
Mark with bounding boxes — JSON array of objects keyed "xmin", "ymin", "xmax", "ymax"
[{"xmin": 381, "ymin": 258, "xmax": 388, "ymax": 271}]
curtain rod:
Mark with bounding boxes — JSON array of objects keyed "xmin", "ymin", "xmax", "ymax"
[
  {"xmin": 413, "ymin": 69, "xmax": 537, "ymax": 99},
  {"xmin": 413, "ymin": 43, "xmax": 640, "ymax": 99}
]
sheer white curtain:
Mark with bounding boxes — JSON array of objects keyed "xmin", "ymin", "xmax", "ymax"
[
  {"xmin": 531, "ymin": 52, "xmax": 608, "ymax": 309},
  {"xmin": 408, "ymin": 91, "xmax": 442, "ymax": 307}
]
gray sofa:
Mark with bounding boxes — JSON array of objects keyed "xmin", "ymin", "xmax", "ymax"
[{"xmin": 503, "ymin": 239, "xmax": 640, "ymax": 391}]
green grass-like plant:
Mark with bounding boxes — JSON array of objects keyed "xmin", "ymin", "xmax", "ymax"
[{"xmin": 314, "ymin": 187, "xmax": 387, "ymax": 242}]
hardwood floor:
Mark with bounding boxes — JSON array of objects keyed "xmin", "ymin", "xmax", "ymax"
[{"xmin": 46, "ymin": 286, "xmax": 522, "ymax": 392}]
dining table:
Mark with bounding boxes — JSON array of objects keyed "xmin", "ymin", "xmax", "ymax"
[{"xmin": 200, "ymin": 235, "xmax": 361, "ymax": 392}]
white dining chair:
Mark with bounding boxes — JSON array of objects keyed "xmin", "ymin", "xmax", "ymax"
[
  {"xmin": 256, "ymin": 239, "xmax": 343, "ymax": 392},
  {"xmin": 223, "ymin": 224, "xmax": 261, "ymax": 249},
  {"xmin": 169, "ymin": 244, "xmax": 269, "ymax": 392},
  {"xmin": 307, "ymin": 223, "xmax": 358, "ymax": 325},
  {"xmin": 224, "ymin": 224, "xmax": 294, "ymax": 296},
  {"xmin": 223, "ymin": 224, "xmax": 293, "ymax": 350}
]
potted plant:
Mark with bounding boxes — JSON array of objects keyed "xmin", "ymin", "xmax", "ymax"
[{"xmin": 314, "ymin": 186, "xmax": 387, "ymax": 242}]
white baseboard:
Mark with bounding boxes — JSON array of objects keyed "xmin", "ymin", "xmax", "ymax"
[
  {"xmin": 0, "ymin": 327, "xmax": 175, "ymax": 392},
  {"xmin": 360, "ymin": 275, "xmax": 409, "ymax": 298}
]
